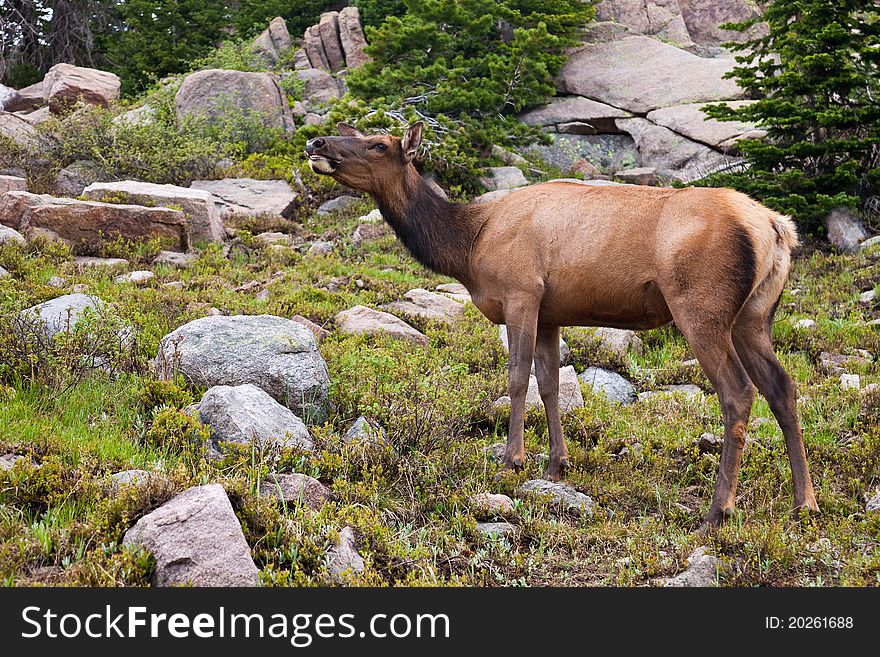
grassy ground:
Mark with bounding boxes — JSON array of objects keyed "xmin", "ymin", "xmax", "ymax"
[{"xmin": 0, "ymin": 199, "xmax": 878, "ymax": 587}]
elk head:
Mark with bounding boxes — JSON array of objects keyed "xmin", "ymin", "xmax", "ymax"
[{"xmin": 304, "ymin": 122, "xmax": 423, "ymax": 195}]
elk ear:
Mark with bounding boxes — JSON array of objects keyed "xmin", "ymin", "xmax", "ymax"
[
  {"xmin": 401, "ymin": 122, "xmax": 423, "ymax": 162},
  {"xmin": 337, "ymin": 122, "xmax": 363, "ymax": 137}
]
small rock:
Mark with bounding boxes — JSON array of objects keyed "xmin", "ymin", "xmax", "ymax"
[
  {"xmin": 476, "ymin": 522, "xmax": 519, "ymax": 539},
  {"xmin": 290, "ymin": 315, "xmax": 330, "ymax": 343},
  {"xmin": 793, "ymin": 318, "xmax": 817, "ymax": 330},
  {"xmin": 660, "ymin": 547, "xmax": 722, "ymax": 587},
  {"xmin": 0, "ymin": 453, "xmax": 25, "ymax": 471},
  {"xmin": 673, "ymin": 502, "xmax": 694, "ymax": 514},
  {"xmin": 480, "ymin": 166, "xmax": 528, "ymax": 191},
  {"xmin": 326, "ymin": 526, "xmax": 365, "ymax": 580},
  {"xmin": 824, "ymin": 206, "xmax": 868, "ymax": 253},
  {"xmin": 860, "ymin": 290, "xmax": 876, "ymax": 304},
  {"xmin": 578, "ymin": 367, "xmax": 636, "ymax": 404},
  {"xmin": 0, "ymin": 265, "xmax": 8, "ymax": 279},
  {"xmin": 866, "ymin": 491, "xmax": 880, "ymax": 513},
  {"xmin": 840, "ymin": 374, "xmax": 860, "ymax": 391},
  {"xmin": 499, "ymin": 324, "xmax": 569, "ymax": 367},
  {"xmin": 114, "ymin": 270, "xmax": 155, "ymax": 285},
  {"xmin": 255, "ymin": 232, "xmax": 292, "ymax": 247},
  {"xmin": 859, "ymin": 235, "xmax": 880, "ymax": 251},
  {"xmin": 358, "ymin": 208, "xmax": 383, "ymax": 223},
  {"xmin": 0, "ymin": 174, "xmax": 27, "ymax": 194},
  {"xmin": 47, "ymin": 276, "xmax": 65, "ymax": 288},
  {"xmin": 486, "ymin": 442, "xmax": 507, "ymax": 463},
  {"xmin": 194, "ymin": 383, "xmax": 313, "ymax": 450},
  {"xmin": 519, "ymin": 479, "xmax": 594, "ymax": 517},
  {"xmin": 697, "ymin": 432, "xmax": 723, "ymax": 454},
  {"xmin": 108, "ymin": 469, "xmax": 161, "ymax": 494},
  {"xmin": 594, "ymin": 327, "xmax": 643, "ymax": 356},
  {"xmin": 73, "ymin": 256, "xmax": 128, "ymax": 269},
  {"xmin": 493, "ymin": 366, "xmax": 584, "ymax": 414},
  {"xmin": 254, "ymin": 289, "xmax": 270, "ymax": 301},
  {"xmin": 317, "ymin": 195, "xmax": 359, "ymax": 215},
  {"xmin": 820, "ymin": 351, "xmax": 873, "ymax": 375},
  {"xmin": 383, "ymin": 288, "xmax": 466, "ymax": 325},
  {"xmin": 206, "ymin": 307, "xmax": 222, "ymax": 316},
  {"xmin": 153, "ymin": 250, "xmax": 196, "ymax": 268},
  {"xmin": 335, "ymin": 305, "xmax": 429, "ymax": 347},
  {"xmin": 343, "ymin": 416, "xmax": 387, "ymax": 446},
  {"xmin": 122, "ymin": 484, "xmax": 259, "ymax": 587},
  {"xmin": 570, "ymin": 159, "xmax": 603, "ymax": 178},
  {"xmin": 615, "ymin": 167, "xmax": 656, "ymax": 185},
  {"xmin": 260, "ymin": 473, "xmax": 332, "ymax": 510},
  {"xmin": 307, "ymin": 240, "xmax": 334, "ymax": 256},
  {"xmin": 163, "ymin": 281, "xmax": 184, "ymax": 290},
  {"xmin": 638, "ymin": 384, "xmax": 704, "ymax": 402},
  {"xmin": 0, "ymin": 225, "xmax": 26, "ymax": 246},
  {"xmin": 469, "ymin": 493, "xmax": 515, "ymax": 518}
]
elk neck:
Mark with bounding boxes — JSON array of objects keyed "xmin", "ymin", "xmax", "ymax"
[{"xmin": 369, "ymin": 165, "xmax": 484, "ymax": 285}]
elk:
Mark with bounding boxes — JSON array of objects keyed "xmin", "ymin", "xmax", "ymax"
[{"xmin": 305, "ymin": 122, "xmax": 819, "ymax": 527}]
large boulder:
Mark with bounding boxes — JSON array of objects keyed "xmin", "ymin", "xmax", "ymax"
[
  {"xmin": 82, "ymin": 180, "xmax": 225, "ymax": 244},
  {"xmin": 617, "ymin": 117, "xmax": 730, "ymax": 181},
  {"xmin": 0, "ymin": 174, "xmax": 27, "ymax": 194},
  {"xmin": 0, "ymin": 84, "xmax": 18, "ymax": 111},
  {"xmin": 518, "ymin": 96, "xmax": 630, "ymax": 133},
  {"xmin": 43, "ymin": 63, "xmax": 120, "ymax": 114},
  {"xmin": 677, "ymin": 0, "xmax": 764, "ymax": 45},
  {"xmin": 558, "ymin": 36, "xmax": 744, "ymax": 114},
  {"xmin": 292, "ymin": 68, "xmax": 341, "ymax": 108},
  {"xmin": 155, "ymin": 315, "xmax": 330, "ymax": 422},
  {"xmin": 0, "ymin": 111, "xmax": 40, "ymax": 147},
  {"xmin": 645, "ymin": 101, "xmax": 762, "ymax": 151},
  {"xmin": 304, "ymin": 25, "xmax": 331, "ymax": 71},
  {"xmin": 595, "ymin": 0, "xmax": 693, "ymax": 46},
  {"xmin": 318, "ymin": 12, "xmax": 346, "ymax": 72},
  {"xmin": 122, "ymin": 484, "xmax": 260, "ymax": 587},
  {"xmin": 22, "ymin": 293, "xmax": 105, "ymax": 340},
  {"xmin": 338, "ymin": 6, "xmax": 371, "ymax": 69},
  {"xmin": 0, "ymin": 192, "xmax": 189, "ymax": 252},
  {"xmin": 190, "ymin": 178, "xmax": 297, "ymax": 221},
  {"xmin": 251, "ymin": 16, "xmax": 292, "ymax": 65},
  {"xmin": 3, "ymin": 79, "xmax": 48, "ymax": 113},
  {"xmin": 174, "ymin": 69, "xmax": 295, "ymax": 134},
  {"xmin": 335, "ymin": 305, "xmax": 429, "ymax": 347},
  {"xmin": 194, "ymin": 384, "xmax": 313, "ymax": 451},
  {"xmin": 519, "ymin": 133, "xmax": 640, "ymax": 173}
]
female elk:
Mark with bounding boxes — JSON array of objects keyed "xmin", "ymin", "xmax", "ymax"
[{"xmin": 306, "ymin": 122, "xmax": 819, "ymax": 526}]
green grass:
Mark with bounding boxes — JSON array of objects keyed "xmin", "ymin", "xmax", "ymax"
[{"xmin": 0, "ymin": 207, "xmax": 878, "ymax": 587}]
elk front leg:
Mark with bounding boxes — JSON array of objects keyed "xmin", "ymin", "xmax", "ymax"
[
  {"xmin": 534, "ymin": 325, "xmax": 569, "ymax": 481},
  {"xmin": 501, "ymin": 301, "xmax": 539, "ymax": 471}
]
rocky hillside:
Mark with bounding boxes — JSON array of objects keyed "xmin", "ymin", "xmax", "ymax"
[{"xmin": 0, "ymin": 3, "xmax": 878, "ymax": 588}]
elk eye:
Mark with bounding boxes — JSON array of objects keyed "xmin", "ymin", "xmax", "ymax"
[{"xmin": 370, "ymin": 143, "xmax": 387, "ymax": 152}]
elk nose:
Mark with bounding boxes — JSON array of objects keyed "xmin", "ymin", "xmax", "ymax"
[{"xmin": 305, "ymin": 137, "xmax": 325, "ymax": 154}]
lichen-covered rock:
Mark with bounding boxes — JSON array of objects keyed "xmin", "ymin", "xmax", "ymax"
[
  {"xmin": 469, "ymin": 493, "xmax": 515, "ymax": 518},
  {"xmin": 660, "ymin": 546, "xmax": 723, "ymax": 587},
  {"xmin": 194, "ymin": 384, "xmax": 313, "ymax": 450},
  {"xmin": 122, "ymin": 484, "xmax": 260, "ymax": 587},
  {"xmin": 155, "ymin": 315, "xmax": 330, "ymax": 422},
  {"xmin": 519, "ymin": 479, "xmax": 595, "ymax": 517}
]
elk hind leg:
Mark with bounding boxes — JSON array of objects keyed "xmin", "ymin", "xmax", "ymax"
[{"xmin": 732, "ymin": 310, "xmax": 818, "ymax": 514}]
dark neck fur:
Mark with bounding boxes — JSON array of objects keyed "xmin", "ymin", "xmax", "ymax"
[{"xmin": 370, "ymin": 167, "xmax": 482, "ymax": 284}]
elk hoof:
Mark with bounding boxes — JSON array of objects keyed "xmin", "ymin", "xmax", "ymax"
[
  {"xmin": 793, "ymin": 499, "xmax": 820, "ymax": 517},
  {"xmin": 699, "ymin": 506, "xmax": 733, "ymax": 531},
  {"xmin": 543, "ymin": 457, "xmax": 569, "ymax": 482},
  {"xmin": 501, "ymin": 455, "xmax": 525, "ymax": 471}
]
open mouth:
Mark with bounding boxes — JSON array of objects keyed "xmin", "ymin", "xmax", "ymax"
[{"xmin": 307, "ymin": 154, "xmax": 340, "ymax": 174}]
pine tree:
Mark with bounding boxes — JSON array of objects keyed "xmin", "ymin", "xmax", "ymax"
[{"xmin": 703, "ymin": 1, "xmax": 880, "ymax": 230}]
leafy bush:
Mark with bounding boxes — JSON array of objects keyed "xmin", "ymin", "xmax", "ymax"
[{"xmin": 701, "ymin": 0, "xmax": 880, "ymax": 231}]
